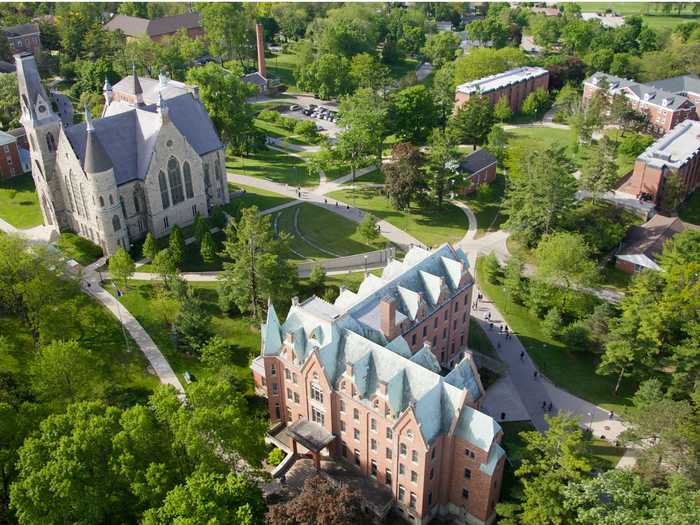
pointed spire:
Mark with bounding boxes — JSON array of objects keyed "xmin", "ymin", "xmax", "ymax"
[
  {"xmin": 131, "ymin": 63, "xmax": 143, "ymax": 95},
  {"xmin": 158, "ymin": 71, "xmax": 168, "ymax": 88},
  {"xmin": 262, "ymin": 298, "xmax": 282, "ymax": 356},
  {"xmin": 158, "ymin": 91, "xmax": 169, "ymax": 123},
  {"xmin": 103, "ymin": 76, "xmax": 112, "ymax": 93},
  {"xmin": 83, "ymin": 103, "xmax": 112, "ymax": 174}
]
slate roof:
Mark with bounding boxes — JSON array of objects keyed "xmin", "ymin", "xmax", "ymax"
[
  {"xmin": 647, "ymin": 74, "xmax": 700, "ymax": 96},
  {"xmin": 241, "ymin": 71, "xmax": 268, "ymax": 87},
  {"xmin": 585, "ymin": 72, "xmax": 694, "ymax": 111},
  {"xmin": 104, "ymin": 12, "xmax": 201, "ymax": 38},
  {"xmin": 65, "ymin": 90, "xmax": 222, "ymax": 185},
  {"xmin": 0, "ymin": 131, "xmax": 16, "ymax": 146},
  {"xmin": 618, "ymin": 214, "xmax": 699, "ymax": 263},
  {"xmin": 261, "ymin": 245, "xmax": 497, "ymax": 453},
  {"xmin": 2, "ymin": 23, "xmax": 39, "ymax": 37},
  {"xmin": 459, "ymin": 148, "xmax": 497, "ymax": 175}
]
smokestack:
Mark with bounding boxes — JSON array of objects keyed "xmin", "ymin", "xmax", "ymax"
[{"xmin": 255, "ymin": 22, "xmax": 266, "ymax": 79}]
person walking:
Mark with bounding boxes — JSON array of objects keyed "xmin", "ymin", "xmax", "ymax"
[
  {"xmin": 609, "ymin": 411, "xmax": 614, "ymax": 420},
  {"xmin": 519, "ymin": 351, "xmax": 525, "ymax": 361},
  {"xmin": 533, "ymin": 370, "xmax": 538, "ymax": 380},
  {"xmin": 548, "ymin": 403, "xmax": 553, "ymax": 412}
]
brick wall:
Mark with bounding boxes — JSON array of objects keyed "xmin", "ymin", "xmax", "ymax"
[
  {"xmin": 454, "ymin": 71, "xmax": 549, "ymax": 115},
  {"xmin": 0, "ymin": 141, "xmax": 22, "ymax": 179}
]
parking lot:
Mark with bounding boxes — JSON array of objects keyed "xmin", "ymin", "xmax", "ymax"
[{"xmin": 278, "ymin": 97, "xmax": 342, "ymax": 137}]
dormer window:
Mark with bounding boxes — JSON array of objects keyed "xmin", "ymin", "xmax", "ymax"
[
  {"xmin": 312, "ymin": 371, "xmax": 319, "ymax": 381},
  {"xmin": 406, "ymin": 430, "xmax": 414, "ymax": 440}
]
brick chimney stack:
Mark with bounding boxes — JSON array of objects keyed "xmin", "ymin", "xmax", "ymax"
[
  {"xmin": 255, "ymin": 22, "xmax": 266, "ymax": 79},
  {"xmin": 380, "ymin": 296, "xmax": 398, "ymax": 340}
]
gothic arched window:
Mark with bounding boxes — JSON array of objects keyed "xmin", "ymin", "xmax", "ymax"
[
  {"xmin": 109, "ymin": 194, "xmax": 113, "ymax": 205},
  {"xmin": 215, "ymin": 161, "xmax": 221, "ymax": 181},
  {"xmin": 64, "ymin": 176, "xmax": 74, "ymax": 211},
  {"xmin": 120, "ymin": 196, "xmax": 127, "ymax": 218},
  {"xmin": 112, "ymin": 215, "xmax": 121, "ymax": 232},
  {"xmin": 204, "ymin": 164, "xmax": 211, "ymax": 190},
  {"xmin": 167, "ymin": 157, "xmax": 184, "ymax": 205},
  {"xmin": 46, "ymin": 132, "xmax": 56, "ymax": 152},
  {"xmin": 99, "ymin": 196, "xmax": 104, "ymax": 208},
  {"xmin": 80, "ymin": 184, "xmax": 89, "ymax": 219},
  {"xmin": 133, "ymin": 189, "xmax": 140, "ymax": 213},
  {"xmin": 183, "ymin": 162, "xmax": 194, "ymax": 199},
  {"xmin": 159, "ymin": 171, "xmax": 170, "ymax": 209}
]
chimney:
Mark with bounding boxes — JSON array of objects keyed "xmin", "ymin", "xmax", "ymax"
[
  {"xmin": 255, "ymin": 22, "xmax": 266, "ymax": 79},
  {"xmin": 380, "ymin": 296, "xmax": 397, "ymax": 340}
]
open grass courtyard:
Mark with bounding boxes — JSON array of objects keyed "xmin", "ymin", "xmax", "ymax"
[
  {"xmin": 326, "ymin": 187, "xmax": 468, "ymax": 248},
  {"xmin": 227, "ymin": 147, "xmax": 317, "ymax": 187},
  {"xmin": 0, "ymin": 174, "xmax": 42, "ymax": 229}
]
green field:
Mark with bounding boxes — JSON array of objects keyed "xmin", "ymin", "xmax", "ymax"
[
  {"xmin": 111, "ymin": 280, "xmax": 259, "ymax": 391},
  {"xmin": 0, "ymin": 174, "xmax": 42, "ymax": 229},
  {"xmin": 227, "ymin": 148, "xmax": 316, "ymax": 187},
  {"xmin": 574, "ymin": 2, "xmax": 699, "ymax": 30},
  {"xmin": 56, "ymin": 233, "xmax": 103, "ymax": 266},
  {"xmin": 267, "ymin": 52, "xmax": 304, "ymax": 93},
  {"xmin": 475, "ymin": 258, "xmax": 636, "ymax": 413},
  {"xmin": 227, "ymin": 183, "xmax": 295, "ymax": 213},
  {"xmin": 327, "ymin": 187, "xmax": 468, "ymax": 247},
  {"xmin": 460, "ymin": 173, "xmax": 506, "ymax": 236}
]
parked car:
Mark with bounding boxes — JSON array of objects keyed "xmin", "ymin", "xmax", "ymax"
[{"xmin": 290, "ymin": 104, "xmax": 300, "ymax": 111}]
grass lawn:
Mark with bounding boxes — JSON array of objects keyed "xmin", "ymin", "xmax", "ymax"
[
  {"xmin": 137, "ymin": 231, "xmax": 225, "ymax": 273},
  {"xmin": 459, "ymin": 173, "xmax": 506, "ymax": 236},
  {"xmin": 388, "ymin": 56, "xmax": 420, "ymax": 81},
  {"xmin": 110, "ymin": 280, "xmax": 260, "ymax": 392},
  {"xmin": 227, "ymin": 183, "xmax": 295, "ymax": 213},
  {"xmin": 0, "ymin": 174, "xmax": 43, "ymax": 229},
  {"xmin": 327, "ymin": 187, "xmax": 468, "ymax": 247},
  {"xmin": 275, "ymin": 205, "xmax": 324, "ymax": 261},
  {"xmin": 56, "ymin": 232, "xmax": 103, "ymax": 266},
  {"xmin": 254, "ymin": 118, "xmax": 319, "ymax": 147},
  {"xmin": 475, "ymin": 258, "xmax": 636, "ymax": 413},
  {"xmin": 267, "ymin": 51, "xmax": 303, "ymax": 93},
  {"xmin": 679, "ymin": 188, "xmax": 700, "ymax": 226},
  {"xmin": 227, "ymin": 148, "xmax": 317, "ymax": 187},
  {"xmin": 353, "ymin": 169, "xmax": 384, "ymax": 185},
  {"xmin": 574, "ymin": 2, "xmax": 699, "ymax": 30}
]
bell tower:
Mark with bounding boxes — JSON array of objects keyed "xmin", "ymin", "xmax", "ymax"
[{"xmin": 15, "ymin": 52, "xmax": 64, "ymax": 230}]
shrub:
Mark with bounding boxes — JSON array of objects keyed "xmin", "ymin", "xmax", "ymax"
[
  {"xmin": 542, "ymin": 307, "xmax": 564, "ymax": 339},
  {"xmin": 618, "ymin": 132, "xmax": 654, "ymax": 157},
  {"xmin": 482, "ymin": 252, "xmax": 501, "ymax": 284},
  {"xmin": 294, "ymin": 119, "xmax": 319, "ymax": 142},
  {"xmin": 561, "ymin": 320, "xmax": 592, "ymax": 351},
  {"xmin": 279, "ymin": 115, "xmax": 297, "ymax": 131},
  {"xmin": 258, "ymin": 109, "xmax": 280, "ymax": 123},
  {"xmin": 267, "ymin": 447, "xmax": 285, "ymax": 467}
]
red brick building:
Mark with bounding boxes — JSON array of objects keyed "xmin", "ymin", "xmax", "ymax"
[
  {"xmin": 252, "ymin": 245, "xmax": 505, "ymax": 525},
  {"xmin": 647, "ymin": 74, "xmax": 700, "ymax": 120},
  {"xmin": 104, "ymin": 12, "xmax": 203, "ymax": 43},
  {"xmin": 582, "ymin": 72, "xmax": 698, "ymax": 136},
  {"xmin": 0, "ymin": 130, "xmax": 26, "ymax": 179},
  {"xmin": 455, "ymin": 66, "xmax": 549, "ymax": 114},
  {"xmin": 454, "ymin": 149, "xmax": 498, "ymax": 195},
  {"xmin": 619, "ymin": 119, "xmax": 700, "ymax": 208}
]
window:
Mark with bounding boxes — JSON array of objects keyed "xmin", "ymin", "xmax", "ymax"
[
  {"xmin": 286, "ymin": 388, "xmax": 292, "ymax": 400},
  {"xmin": 431, "ymin": 448, "xmax": 436, "ymax": 460},
  {"xmin": 215, "ymin": 160, "xmax": 222, "ymax": 181},
  {"xmin": 270, "ymin": 364, "xmax": 276, "ymax": 376},
  {"xmin": 285, "ymin": 369, "xmax": 291, "ymax": 380},
  {"xmin": 399, "ymin": 463, "xmax": 405, "ymax": 475},
  {"xmin": 311, "ymin": 384, "xmax": 323, "ymax": 403},
  {"xmin": 353, "ymin": 429, "xmax": 360, "ymax": 441},
  {"xmin": 453, "ymin": 320, "xmax": 457, "ymax": 330},
  {"xmin": 109, "ymin": 194, "xmax": 113, "ymax": 205},
  {"xmin": 406, "ymin": 430, "xmax": 414, "ymax": 440},
  {"xmin": 454, "ymin": 302, "xmax": 459, "ymax": 312},
  {"xmin": 386, "ymin": 447, "xmax": 392, "ymax": 460},
  {"xmin": 112, "ymin": 215, "xmax": 121, "ymax": 232},
  {"xmin": 120, "ymin": 196, "xmax": 127, "ymax": 218},
  {"xmin": 354, "ymin": 449, "xmax": 360, "ymax": 466},
  {"xmin": 65, "ymin": 176, "xmax": 75, "ymax": 211},
  {"xmin": 410, "ymin": 493, "xmax": 417, "ymax": 509},
  {"xmin": 311, "ymin": 406, "xmax": 325, "ymax": 425},
  {"xmin": 464, "ymin": 468, "xmax": 471, "ymax": 479},
  {"xmin": 286, "ymin": 407, "xmax": 292, "ymax": 421},
  {"xmin": 204, "ymin": 165, "xmax": 211, "ymax": 190},
  {"xmin": 159, "ymin": 171, "xmax": 170, "ymax": 209},
  {"xmin": 293, "ymin": 392, "xmax": 299, "ymax": 403},
  {"xmin": 386, "ymin": 428, "xmax": 393, "ymax": 440},
  {"xmin": 385, "ymin": 469, "xmax": 392, "ymax": 485},
  {"xmin": 370, "ymin": 418, "xmax": 377, "ymax": 432},
  {"xmin": 429, "ymin": 468, "xmax": 434, "ymax": 480},
  {"xmin": 46, "ymin": 132, "xmax": 56, "ymax": 152},
  {"xmin": 271, "ymin": 383, "xmax": 278, "ymax": 394},
  {"xmin": 422, "ymin": 326, "xmax": 427, "ymax": 337},
  {"xmin": 464, "ymin": 448, "xmax": 474, "ymax": 458},
  {"xmin": 428, "ymin": 492, "xmax": 433, "ymax": 506},
  {"xmin": 163, "ymin": 216, "xmax": 169, "ymax": 228},
  {"xmin": 443, "ymin": 327, "xmax": 447, "ymax": 339},
  {"xmin": 398, "ymin": 485, "xmax": 405, "ymax": 501},
  {"xmin": 80, "ymin": 184, "xmax": 89, "ymax": 218},
  {"xmin": 339, "ymin": 400, "xmax": 346, "ymax": 413},
  {"xmin": 371, "ymin": 460, "xmax": 378, "ymax": 476},
  {"xmin": 292, "ymin": 372, "xmax": 297, "ymax": 384},
  {"xmin": 462, "ymin": 488, "xmax": 469, "ymax": 499},
  {"xmin": 133, "ymin": 190, "xmax": 140, "ymax": 212},
  {"xmin": 411, "ymin": 471, "xmax": 417, "ymax": 483},
  {"xmin": 353, "ymin": 408, "xmax": 359, "ymax": 421},
  {"xmin": 341, "ymin": 421, "xmax": 346, "ymax": 432},
  {"xmin": 183, "ymin": 161, "xmax": 194, "ymax": 198},
  {"xmin": 274, "ymin": 402, "xmax": 280, "ymax": 419},
  {"xmin": 400, "ymin": 443, "xmax": 407, "ymax": 456},
  {"xmin": 371, "ymin": 438, "xmax": 377, "ymax": 451},
  {"xmin": 412, "ymin": 450, "xmax": 418, "ymax": 463},
  {"xmin": 434, "ymin": 318, "xmax": 438, "ymax": 328},
  {"xmin": 411, "ymin": 334, "xmax": 416, "ymax": 345},
  {"xmin": 168, "ymin": 157, "xmax": 185, "ymax": 204},
  {"xmin": 432, "ymin": 337, "xmax": 437, "ymax": 347}
]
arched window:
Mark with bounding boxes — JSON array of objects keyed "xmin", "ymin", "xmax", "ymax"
[
  {"xmin": 133, "ymin": 189, "xmax": 140, "ymax": 212},
  {"xmin": 183, "ymin": 161, "xmax": 194, "ymax": 199},
  {"xmin": 215, "ymin": 161, "xmax": 221, "ymax": 181},
  {"xmin": 46, "ymin": 132, "xmax": 56, "ymax": 152},
  {"xmin": 80, "ymin": 184, "xmax": 89, "ymax": 219},
  {"xmin": 120, "ymin": 196, "xmax": 127, "ymax": 218},
  {"xmin": 112, "ymin": 215, "xmax": 121, "ymax": 232},
  {"xmin": 64, "ymin": 176, "xmax": 74, "ymax": 211},
  {"xmin": 99, "ymin": 196, "xmax": 104, "ymax": 208},
  {"xmin": 168, "ymin": 157, "xmax": 185, "ymax": 205},
  {"xmin": 34, "ymin": 160, "xmax": 44, "ymax": 179},
  {"xmin": 159, "ymin": 171, "xmax": 170, "ymax": 209},
  {"xmin": 204, "ymin": 164, "xmax": 211, "ymax": 190}
]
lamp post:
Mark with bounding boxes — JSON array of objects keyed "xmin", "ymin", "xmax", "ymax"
[{"xmin": 587, "ymin": 412, "xmax": 593, "ymax": 431}]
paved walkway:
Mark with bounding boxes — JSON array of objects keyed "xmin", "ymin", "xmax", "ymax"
[
  {"xmin": 451, "ymin": 199, "xmax": 478, "ymax": 243},
  {"xmin": 83, "ymin": 258, "xmax": 186, "ymax": 399},
  {"xmin": 0, "ymin": 216, "xmax": 57, "ymax": 242}
]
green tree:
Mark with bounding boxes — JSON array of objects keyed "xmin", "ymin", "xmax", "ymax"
[
  {"xmin": 515, "ymin": 415, "xmax": 593, "ymax": 525},
  {"xmin": 660, "ymin": 170, "xmax": 683, "ymax": 214},
  {"xmin": 579, "ymin": 137, "xmax": 618, "ymax": 198},
  {"xmin": 193, "ymin": 215, "xmax": 209, "ymax": 245},
  {"xmin": 454, "ymin": 47, "xmax": 527, "ymax": 85},
  {"xmin": 521, "ymin": 88, "xmax": 550, "ymax": 117},
  {"xmin": 338, "ymin": 87, "xmax": 388, "ymax": 169},
  {"xmin": 502, "ymin": 145, "xmax": 578, "ymax": 246},
  {"xmin": 0, "ymin": 73, "xmax": 20, "ymax": 130},
  {"xmin": 200, "ymin": 3, "xmax": 253, "ymax": 67},
  {"xmin": 109, "ymin": 246, "xmax": 136, "ymax": 290},
  {"xmin": 427, "ymin": 127, "xmax": 459, "ymax": 206},
  {"xmin": 175, "ymin": 295, "xmax": 212, "ymax": 353},
  {"xmin": 503, "ymin": 255, "xmax": 524, "ymax": 304},
  {"xmin": 553, "ymin": 84, "xmax": 581, "ymax": 121},
  {"xmin": 200, "ymin": 230, "xmax": 217, "ymax": 263},
  {"xmin": 168, "ymin": 225, "xmax": 185, "ymax": 268},
  {"xmin": 432, "ymin": 62, "xmax": 456, "ymax": 127},
  {"xmin": 542, "ymin": 307, "xmax": 564, "ymax": 339},
  {"xmin": 493, "ymin": 96, "xmax": 512, "ymax": 122},
  {"xmin": 534, "ymin": 232, "xmax": 599, "ymax": 291},
  {"xmin": 218, "ymin": 207, "xmax": 297, "ymax": 319},
  {"xmin": 421, "ymin": 31, "xmax": 460, "ymax": 68},
  {"xmin": 153, "ymin": 249, "xmax": 178, "ymax": 290},
  {"xmin": 383, "ymin": 142, "xmax": 424, "ymax": 210},
  {"xmin": 186, "ymin": 63, "xmax": 256, "ymax": 155},
  {"xmin": 199, "ymin": 336, "xmax": 233, "ymax": 369},
  {"xmin": 390, "ymin": 84, "xmax": 437, "ymax": 143},
  {"xmin": 486, "ymin": 125, "xmax": 508, "ymax": 166},
  {"xmin": 142, "ymin": 470, "xmax": 265, "ymax": 525},
  {"xmin": 449, "ymin": 95, "xmax": 494, "ymax": 147},
  {"xmin": 297, "ymin": 53, "xmax": 353, "ymax": 100},
  {"xmin": 357, "ymin": 214, "xmax": 380, "ymax": 245},
  {"xmin": 482, "ymin": 252, "xmax": 501, "ymax": 284},
  {"xmin": 29, "ymin": 340, "xmax": 100, "ymax": 404},
  {"xmin": 349, "ymin": 52, "xmax": 390, "ymax": 93},
  {"xmin": 307, "ymin": 266, "xmax": 327, "ymax": 296}
]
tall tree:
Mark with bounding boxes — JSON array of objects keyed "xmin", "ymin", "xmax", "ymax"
[
  {"xmin": 421, "ymin": 31, "xmax": 460, "ymax": 68},
  {"xmin": 534, "ymin": 232, "xmax": 599, "ymax": 291},
  {"xmin": 486, "ymin": 125, "xmax": 508, "ymax": 166},
  {"xmin": 390, "ymin": 84, "xmax": 438, "ymax": 143},
  {"xmin": 168, "ymin": 225, "xmax": 185, "ymax": 268},
  {"xmin": 357, "ymin": 214, "xmax": 380, "ymax": 244},
  {"xmin": 427, "ymin": 128, "xmax": 459, "ymax": 206},
  {"xmin": 349, "ymin": 53, "xmax": 390, "ymax": 94},
  {"xmin": 338, "ymin": 87, "xmax": 389, "ymax": 169},
  {"xmin": 493, "ymin": 96, "xmax": 512, "ymax": 122},
  {"xmin": 579, "ymin": 136, "xmax": 618, "ymax": 198},
  {"xmin": 432, "ymin": 62, "xmax": 456, "ymax": 128},
  {"xmin": 502, "ymin": 145, "xmax": 578, "ymax": 246},
  {"xmin": 200, "ymin": 3, "xmax": 253, "ymax": 68},
  {"xmin": 297, "ymin": 53, "xmax": 353, "ymax": 100},
  {"xmin": 109, "ymin": 247, "xmax": 135, "ymax": 290},
  {"xmin": 218, "ymin": 207, "xmax": 296, "ymax": 318},
  {"xmin": 0, "ymin": 73, "xmax": 21, "ymax": 130},
  {"xmin": 449, "ymin": 94, "xmax": 494, "ymax": 147},
  {"xmin": 382, "ymin": 142, "xmax": 424, "ymax": 210}
]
